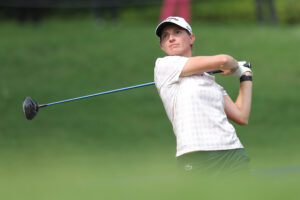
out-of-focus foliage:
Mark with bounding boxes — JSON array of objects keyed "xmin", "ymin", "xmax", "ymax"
[
  {"xmin": 191, "ymin": 0, "xmax": 300, "ymax": 24},
  {"xmin": 112, "ymin": 0, "xmax": 300, "ymax": 24},
  {"xmin": 277, "ymin": 0, "xmax": 300, "ymax": 24},
  {"xmin": 0, "ymin": 0, "xmax": 300, "ymax": 24},
  {"xmin": 192, "ymin": 0, "xmax": 256, "ymax": 23}
]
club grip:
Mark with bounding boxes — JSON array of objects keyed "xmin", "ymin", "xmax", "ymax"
[
  {"xmin": 208, "ymin": 62, "xmax": 251, "ymax": 74},
  {"xmin": 244, "ymin": 62, "xmax": 251, "ymax": 69}
]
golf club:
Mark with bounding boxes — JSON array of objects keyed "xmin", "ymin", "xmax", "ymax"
[{"xmin": 23, "ymin": 62, "xmax": 251, "ymax": 120}]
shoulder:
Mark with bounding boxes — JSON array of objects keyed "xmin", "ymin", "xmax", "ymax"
[
  {"xmin": 156, "ymin": 56, "xmax": 188, "ymax": 66},
  {"xmin": 154, "ymin": 56, "xmax": 189, "ymax": 89},
  {"xmin": 155, "ymin": 56, "xmax": 189, "ymax": 73}
]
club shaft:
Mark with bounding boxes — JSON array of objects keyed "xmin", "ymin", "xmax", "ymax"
[{"xmin": 40, "ymin": 82, "xmax": 155, "ymax": 107}]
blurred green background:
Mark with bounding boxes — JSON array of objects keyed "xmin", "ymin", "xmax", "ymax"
[{"xmin": 1, "ymin": 0, "xmax": 300, "ymax": 199}]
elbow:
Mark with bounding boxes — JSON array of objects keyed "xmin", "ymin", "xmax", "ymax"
[
  {"xmin": 239, "ymin": 120, "xmax": 248, "ymax": 126},
  {"xmin": 237, "ymin": 117, "xmax": 249, "ymax": 126}
]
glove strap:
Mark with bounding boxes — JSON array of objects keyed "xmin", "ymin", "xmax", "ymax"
[{"xmin": 240, "ymin": 75, "xmax": 252, "ymax": 83}]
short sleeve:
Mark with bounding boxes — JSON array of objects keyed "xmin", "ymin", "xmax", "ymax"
[
  {"xmin": 214, "ymin": 81, "xmax": 228, "ymax": 96},
  {"xmin": 154, "ymin": 56, "xmax": 189, "ymax": 90},
  {"xmin": 220, "ymin": 86, "xmax": 228, "ymax": 96}
]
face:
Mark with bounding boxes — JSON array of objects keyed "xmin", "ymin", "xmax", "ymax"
[{"xmin": 160, "ymin": 24, "xmax": 195, "ymax": 57}]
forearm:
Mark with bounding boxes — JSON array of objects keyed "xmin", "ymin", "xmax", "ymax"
[
  {"xmin": 180, "ymin": 54, "xmax": 238, "ymax": 77},
  {"xmin": 235, "ymin": 76, "xmax": 253, "ymax": 124}
]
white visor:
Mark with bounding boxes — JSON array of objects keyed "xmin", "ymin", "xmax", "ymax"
[{"xmin": 155, "ymin": 16, "xmax": 192, "ymax": 37}]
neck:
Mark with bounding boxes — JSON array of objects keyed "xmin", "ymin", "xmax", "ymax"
[
  {"xmin": 178, "ymin": 50, "xmax": 193, "ymax": 57},
  {"xmin": 170, "ymin": 49, "xmax": 193, "ymax": 57}
]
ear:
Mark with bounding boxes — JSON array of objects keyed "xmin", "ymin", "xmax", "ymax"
[{"xmin": 189, "ymin": 34, "xmax": 195, "ymax": 45}]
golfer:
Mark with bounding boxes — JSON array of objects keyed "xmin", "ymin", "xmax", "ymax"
[{"xmin": 154, "ymin": 16, "xmax": 253, "ymax": 176}]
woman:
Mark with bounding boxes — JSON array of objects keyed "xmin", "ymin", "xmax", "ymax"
[{"xmin": 154, "ymin": 17, "xmax": 253, "ymax": 176}]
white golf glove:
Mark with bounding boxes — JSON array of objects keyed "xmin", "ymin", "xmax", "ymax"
[{"xmin": 232, "ymin": 61, "xmax": 252, "ymax": 77}]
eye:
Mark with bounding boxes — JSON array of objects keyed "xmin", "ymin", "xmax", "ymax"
[
  {"xmin": 161, "ymin": 33, "xmax": 168, "ymax": 40},
  {"xmin": 175, "ymin": 30, "xmax": 182, "ymax": 35}
]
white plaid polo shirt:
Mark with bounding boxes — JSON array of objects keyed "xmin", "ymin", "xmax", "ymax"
[{"xmin": 154, "ymin": 56, "xmax": 244, "ymax": 157}]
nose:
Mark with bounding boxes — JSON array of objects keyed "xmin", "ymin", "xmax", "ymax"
[{"xmin": 168, "ymin": 34, "xmax": 176, "ymax": 42}]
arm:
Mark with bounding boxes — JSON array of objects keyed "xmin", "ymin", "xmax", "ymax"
[
  {"xmin": 224, "ymin": 72, "xmax": 253, "ymax": 125},
  {"xmin": 180, "ymin": 54, "xmax": 238, "ymax": 77}
]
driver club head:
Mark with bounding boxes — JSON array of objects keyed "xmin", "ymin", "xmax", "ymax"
[{"xmin": 23, "ymin": 96, "xmax": 39, "ymax": 120}]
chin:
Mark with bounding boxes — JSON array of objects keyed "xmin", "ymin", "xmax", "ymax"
[{"xmin": 167, "ymin": 51, "xmax": 183, "ymax": 56}]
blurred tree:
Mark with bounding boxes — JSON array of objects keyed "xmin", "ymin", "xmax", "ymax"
[
  {"xmin": 254, "ymin": 0, "xmax": 278, "ymax": 24},
  {"xmin": 17, "ymin": 0, "xmax": 43, "ymax": 24},
  {"xmin": 93, "ymin": 0, "xmax": 119, "ymax": 24}
]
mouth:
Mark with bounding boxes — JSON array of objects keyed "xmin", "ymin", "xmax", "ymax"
[{"xmin": 169, "ymin": 44, "xmax": 179, "ymax": 48}]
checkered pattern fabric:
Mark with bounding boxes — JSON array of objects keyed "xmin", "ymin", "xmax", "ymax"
[{"xmin": 154, "ymin": 56, "xmax": 244, "ymax": 157}]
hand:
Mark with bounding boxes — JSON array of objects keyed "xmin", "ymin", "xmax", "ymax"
[
  {"xmin": 220, "ymin": 55, "xmax": 238, "ymax": 71},
  {"xmin": 221, "ymin": 68, "xmax": 236, "ymax": 75},
  {"xmin": 232, "ymin": 61, "xmax": 252, "ymax": 77}
]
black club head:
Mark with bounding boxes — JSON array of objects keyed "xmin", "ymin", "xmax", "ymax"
[{"xmin": 23, "ymin": 97, "xmax": 39, "ymax": 120}]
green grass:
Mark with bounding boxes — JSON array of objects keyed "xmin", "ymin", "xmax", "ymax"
[{"xmin": 1, "ymin": 17, "xmax": 300, "ymax": 199}]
